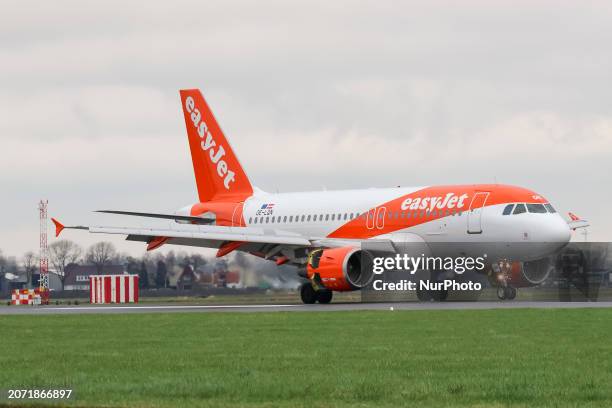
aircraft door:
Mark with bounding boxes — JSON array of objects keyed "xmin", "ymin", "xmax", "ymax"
[
  {"xmin": 366, "ymin": 207, "xmax": 386, "ymax": 230},
  {"xmin": 467, "ymin": 192, "xmax": 489, "ymax": 234}
]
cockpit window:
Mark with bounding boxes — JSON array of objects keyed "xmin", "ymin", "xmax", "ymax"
[
  {"xmin": 527, "ymin": 203, "xmax": 547, "ymax": 213},
  {"xmin": 502, "ymin": 204, "xmax": 514, "ymax": 215},
  {"xmin": 544, "ymin": 203, "xmax": 556, "ymax": 213},
  {"xmin": 513, "ymin": 204, "xmax": 526, "ymax": 215}
]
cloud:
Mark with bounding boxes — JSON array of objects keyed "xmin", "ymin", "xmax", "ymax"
[{"xmin": 1, "ymin": 0, "xmax": 612, "ymax": 257}]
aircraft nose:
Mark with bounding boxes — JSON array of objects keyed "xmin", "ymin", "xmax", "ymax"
[{"xmin": 544, "ymin": 216, "xmax": 571, "ymax": 247}]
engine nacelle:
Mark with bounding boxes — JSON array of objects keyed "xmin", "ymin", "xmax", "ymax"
[
  {"xmin": 498, "ymin": 258, "xmax": 553, "ymax": 287},
  {"xmin": 306, "ymin": 247, "xmax": 374, "ymax": 291}
]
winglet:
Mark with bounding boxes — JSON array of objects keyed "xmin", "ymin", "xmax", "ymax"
[
  {"xmin": 567, "ymin": 212, "xmax": 589, "ymax": 230},
  {"xmin": 51, "ymin": 217, "xmax": 64, "ymax": 237}
]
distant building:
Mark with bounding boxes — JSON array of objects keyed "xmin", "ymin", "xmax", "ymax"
[
  {"xmin": 31, "ymin": 270, "xmax": 63, "ymax": 291},
  {"xmin": 193, "ymin": 264, "xmax": 241, "ymax": 288},
  {"xmin": 177, "ymin": 266, "xmax": 197, "ymax": 290},
  {"xmin": 225, "ymin": 271, "xmax": 240, "ymax": 288},
  {"xmin": 5, "ymin": 270, "xmax": 62, "ymax": 292},
  {"xmin": 6, "ymin": 272, "xmax": 28, "ymax": 291},
  {"xmin": 64, "ymin": 264, "xmax": 127, "ymax": 291}
]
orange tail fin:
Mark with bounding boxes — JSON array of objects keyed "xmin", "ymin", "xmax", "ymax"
[{"xmin": 180, "ymin": 89, "xmax": 253, "ymax": 202}]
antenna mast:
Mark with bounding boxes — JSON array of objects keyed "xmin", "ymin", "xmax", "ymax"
[{"xmin": 39, "ymin": 200, "xmax": 50, "ymax": 304}]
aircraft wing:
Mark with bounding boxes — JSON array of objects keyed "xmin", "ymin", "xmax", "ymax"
[
  {"xmin": 52, "ymin": 218, "xmax": 312, "ymax": 253},
  {"xmin": 90, "ymin": 225, "xmax": 311, "ymax": 246}
]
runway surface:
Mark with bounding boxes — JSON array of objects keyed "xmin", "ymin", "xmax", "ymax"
[{"xmin": 2, "ymin": 301, "xmax": 612, "ymax": 315}]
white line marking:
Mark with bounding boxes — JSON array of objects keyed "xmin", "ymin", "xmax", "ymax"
[{"xmin": 38, "ymin": 304, "xmax": 301, "ymax": 311}]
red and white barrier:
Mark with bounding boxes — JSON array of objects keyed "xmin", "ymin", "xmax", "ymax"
[
  {"xmin": 11, "ymin": 289, "xmax": 42, "ymax": 305},
  {"xmin": 90, "ymin": 275, "xmax": 139, "ymax": 304}
]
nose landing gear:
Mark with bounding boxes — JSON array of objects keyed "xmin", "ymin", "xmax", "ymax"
[{"xmin": 492, "ymin": 259, "xmax": 517, "ymax": 300}]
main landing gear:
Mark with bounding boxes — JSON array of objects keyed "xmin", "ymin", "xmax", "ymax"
[
  {"xmin": 300, "ymin": 282, "xmax": 333, "ymax": 304},
  {"xmin": 497, "ymin": 286, "xmax": 517, "ymax": 300},
  {"xmin": 416, "ymin": 287, "xmax": 449, "ymax": 302}
]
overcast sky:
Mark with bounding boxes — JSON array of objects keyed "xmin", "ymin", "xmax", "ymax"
[{"xmin": 1, "ymin": 0, "xmax": 611, "ymax": 258}]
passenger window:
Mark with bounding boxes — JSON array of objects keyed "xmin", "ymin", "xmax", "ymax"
[
  {"xmin": 265, "ymin": 217, "xmax": 269, "ymax": 223},
  {"xmin": 283, "ymin": 216, "xmax": 287, "ymax": 222},
  {"xmin": 249, "ymin": 217, "xmax": 252, "ymax": 223},
  {"xmin": 513, "ymin": 204, "xmax": 526, "ymax": 215},
  {"xmin": 502, "ymin": 204, "xmax": 514, "ymax": 215},
  {"xmin": 271, "ymin": 216, "xmax": 275, "ymax": 223},
  {"xmin": 289, "ymin": 216, "xmax": 293, "ymax": 222},
  {"xmin": 344, "ymin": 213, "xmax": 347, "ymax": 220},
  {"xmin": 544, "ymin": 203, "xmax": 557, "ymax": 213},
  {"xmin": 302, "ymin": 215, "xmax": 306, "ymax": 222},
  {"xmin": 331, "ymin": 214, "xmax": 335, "ymax": 221},
  {"xmin": 325, "ymin": 214, "xmax": 329, "ymax": 221},
  {"xmin": 527, "ymin": 203, "xmax": 547, "ymax": 213}
]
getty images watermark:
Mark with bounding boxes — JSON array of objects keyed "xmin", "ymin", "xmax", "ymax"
[{"xmin": 370, "ymin": 253, "xmax": 486, "ymax": 291}]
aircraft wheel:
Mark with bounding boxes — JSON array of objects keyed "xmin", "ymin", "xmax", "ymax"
[
  {"xmin": 506, "ymin": 286, "xmax": 517, "ymax": 300},
  {"xmin": 437, "ymin": 289, "xmax": 449, "ymax": 301},
  {"xmin": 317, "ymin": 290, "xmax": 333, "ymax": 304},
  {"xmin": 497, "ymin": 286, "xmax": 507, "ymax": 300},
  {"xmin": 429, "ymin": 288, "xmax": 448, "ymax": 301},
  {"xmin": 300, "ymin": 282, "xmax": 319, "ymax": 304},
  {"xmin": 416, "ymin": 288, "xmax": 432, "ymax": 301}
]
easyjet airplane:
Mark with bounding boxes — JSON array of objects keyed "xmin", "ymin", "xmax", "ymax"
[{"xmin": 53, "ymin": 89, "xmax": 589, "ymax": 303}]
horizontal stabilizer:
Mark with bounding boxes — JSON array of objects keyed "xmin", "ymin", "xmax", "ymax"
[
  {"xmin": 51, "ymin": 218, "xmax": 88, "ymax": 237},
  {"xmin": 96, "ymin": 210, "xmax": 215, "ymax": 225}
]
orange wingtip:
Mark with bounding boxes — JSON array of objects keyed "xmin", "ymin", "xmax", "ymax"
[
  {"xmin": 568, "ymin": 212, "xmax": 581, "ymax": 221},
  {"xmin": 51, "ymin": 218, "xmax": 64, "ymax": 237}
]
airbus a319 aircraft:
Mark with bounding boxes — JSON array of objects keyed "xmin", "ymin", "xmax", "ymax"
[{"xmin": 54, "ymin": 89, "xmax": 589, "ymax": 303}]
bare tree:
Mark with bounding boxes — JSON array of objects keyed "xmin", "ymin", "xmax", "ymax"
[
  {"xmin": 49, "ymin": 240, "xmax": 82, "ymax": 288},
  {"xmin": 190, "ymin": 254, "xmax": 206, "ymax": 271},
  {"xmin": 0, "ymin": 249, "xmax": 5, "ymax": 292},
  {"xmin": 0, "ymin": 249, "xmax": 6, "ymax": 274},
  {"xmin": 86, "ymin": 242, "xmax": 117, "ymax": 273},
  {"xmin": 22, "ymin": 251, "xmax": 37, "ymax": 287}
]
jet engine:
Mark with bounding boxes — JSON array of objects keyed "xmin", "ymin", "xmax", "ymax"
[
  {"xmin": 306, "ymin": 247, "xmax": 374, "ymax": 291},
  {"xmin": 504, "ymin": 258, "xmax": 554, "ymax": 286}
]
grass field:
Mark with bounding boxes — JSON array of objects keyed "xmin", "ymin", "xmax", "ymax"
[{"xmin": 1, "ymin": 309, "xmax": 612, "ymax": 407}]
